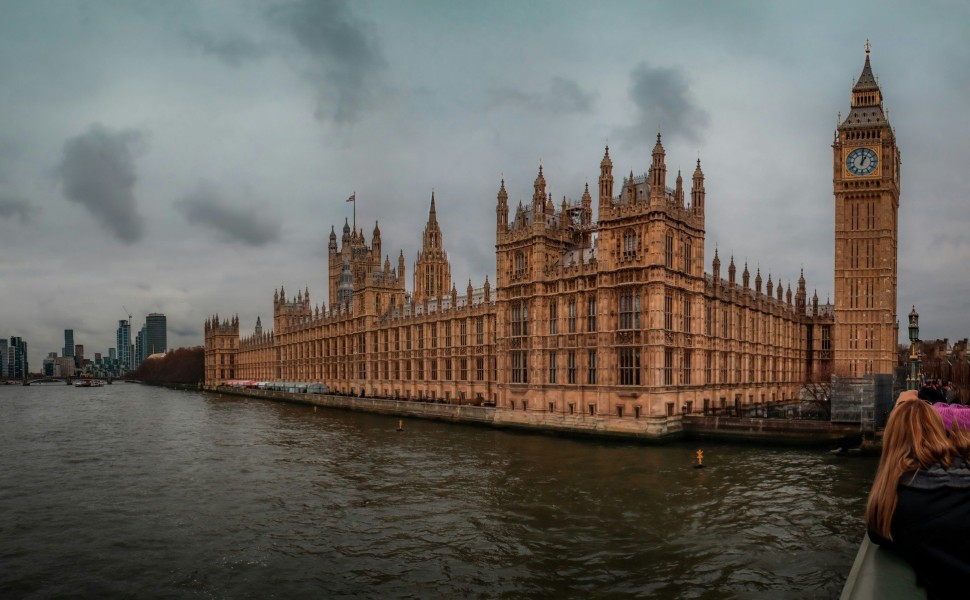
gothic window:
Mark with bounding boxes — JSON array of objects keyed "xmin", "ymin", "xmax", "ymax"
[
  {"xmin": 664, "ymin": 293, "xmax": 673, "ymax": 330},
  {"xmin": 548, "ymin": 352, "xmax": 557, "ymax": 384},
  {"xmin": 514, "ymin": 252, "xmax": 525, "ymax": 278},
  {"xmin": 477, "ymin": 318, "xmax": 484, "ymax": 345},
  {"xmin": 685, "ymin": 240, "xmax": 693, "ymax": 274},
  {"xmin": 445, "ymin": 358, "xmax": 452, "ymax": 380},
  {"xmin": 417, "ymin": 325, "xmax": 424, "ymax": 350},
  {"xmin": 460, "ymin": 320, "xmax": 467, "ymax": 345},
  {"xmin": 587, "ymin": 296, "xmax": 596, "ymax": 332},
  {"xmin": 567, "ymin": 351, "xmax": 577, "ymax": 384},
  {"xmin": 682, "ymin": 349, "xmax": 692, "ymax": 385},
  {"xmin": 476, "ymin": 357, "xmax": 485, "ymax": 380},
  {"xmin": 664, "ymin": 349, "xmax": 673, "ymax": 386},
  {"xmin": 619, "ymin": 290, "xmax": 640, "ymax": 330},
  {"xmin": 623, "ymin": 229, "xmax": 637, "ymax": 258},
  {"xmin": 512, "ymin": 351, "xmax": 528, "ymax": 383},
  {"xmin": 549, "ymin": 300, "xmax": 558, "ymax": 334},
  {"xmin": 587, "ymin": 351, "xmax": 597, "ymax": 384},
  {"xmin": 665, "ymin": 232, "xmax": 674, "ymax": 268},
  {"xmin": 460, "ymin": 358, "xmax": 468, "ymax": 380},
  {"xmin": 619, "ymin": 347, "xmax": 640, "ymax": 385},
  {"xmin": 682, "ymin": 296, "xmax": 691, "ymax": 333},
  {"xmin": 568, "ymin": 299, "xmax": 577, "ymax": 333}
]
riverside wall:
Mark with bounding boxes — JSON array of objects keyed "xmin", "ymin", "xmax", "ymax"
[
  {"xmin": 205, "ymin": 386, "xmax": 866, "ymax": 446},
  {"xmin": 206, "ymin": 385, "xmax": 683, "ymax": 442}
]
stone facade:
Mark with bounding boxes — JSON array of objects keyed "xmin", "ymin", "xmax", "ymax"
[{"xmin": 206, "ymin": 51, "xmax": 901, "ymax": 418}]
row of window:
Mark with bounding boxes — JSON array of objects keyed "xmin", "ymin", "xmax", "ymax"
[
  {"xmin": 509, "ymin": 293, "xmax": 803, "ymax": 344},
  {"xmin": 506, "ymin": 349, "xmax": 801, "ymax": 387}
]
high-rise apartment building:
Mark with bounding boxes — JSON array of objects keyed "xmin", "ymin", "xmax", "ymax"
[
  {"xmin": 0, "ymin": 339, "xmax": 8, "ymax": 378},
  {"xmin": 134, "ymin": 326, "xmax": 146, "ymax": 369},
  {"xmin": 145, "ymin": 313, "xmax": 167, "ymax": 356},
  {"xmin": 116, "ymin": 320, "xmax": 131, "ymax": 372},
  {"xmin": 64, "ymin": 329, "xmax": 74, "ymax": 358},
  {"xmin": 9, "ymin": 337, "xmax": 28, "ymax": 379}
]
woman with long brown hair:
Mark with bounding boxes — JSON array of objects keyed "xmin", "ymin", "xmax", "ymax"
[{"xmin": 866, "ymin": 392, "xmax": 970, "ymax": 598}]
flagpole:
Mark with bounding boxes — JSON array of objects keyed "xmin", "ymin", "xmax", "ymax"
[{"xmin": 353, "ymin": 190, "xmax": 356, "ymax": 234}]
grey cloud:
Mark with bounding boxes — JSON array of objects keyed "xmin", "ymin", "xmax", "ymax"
[
  {"xmin": 184, "ymin": 29, "xmax": 265, "ymax": 67},
  {"xmin": 268, "ymin": 0, "xmax": 386, "ymax": 124},
  {"xmin": 57, "ymin": 124, "xmax": 146, "ymax": 244},
  {"xmin": 623, "ymin": 62, "xmax": 709, "ymax": 144},
  {"xmin": 176, "ymin": 183, "xmax": 281, "ymax": 246},
  {"xmin": 0, "ymin": 195, "xmax": 38, "ymax": 223},
  {"xmin": 490, "ymin": 77, "xmax": 595, "ymax": 114}
]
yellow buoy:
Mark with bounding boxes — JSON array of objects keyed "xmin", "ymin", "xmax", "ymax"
[
  {"xmin": 397, "ymin": 419, "xmax": 404, "ymax": 432},
  {"xmin": 694, "ymin": 449, "xmax": 705, "ymax": 468}
]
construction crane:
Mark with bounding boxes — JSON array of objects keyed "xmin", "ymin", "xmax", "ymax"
[{"xmin": 122, "ymin": 305, "xmax": 132, "ymax": 324}]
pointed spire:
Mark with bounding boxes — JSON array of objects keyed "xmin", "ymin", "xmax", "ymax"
[
  {"xmin": 601, "ymin": 144, "xmax": 612, "ymax": 168},
  {"xmin": 742, "ymin": 261, "xmax": 750, "ymax": 288},
  {"xmin": 755, "ymin": 268, "xmax": 762, "ymax": 294},
  {"xmin": 429, "ymin": 190, "xmax": 437, "ymax": 221}
]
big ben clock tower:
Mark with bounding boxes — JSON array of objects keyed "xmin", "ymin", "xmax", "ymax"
[{"xmin": 833, "ymin": 42, "xmax": 900, "ymax": 377}]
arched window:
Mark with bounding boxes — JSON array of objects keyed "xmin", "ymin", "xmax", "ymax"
[
  {"xmin": 514, "ymin": 252, "xmax": 525, "ymax": 277},
  {"xmin": 623, "ymin": 229, "xmax": 637, "ymax": 258},
  {"xmin": 664, "ymin": 232, "xmax": 674, "ymax": 268},
  {"xmin": 684, "ymin": 239, "xmax": 692, "ymax": 274}
]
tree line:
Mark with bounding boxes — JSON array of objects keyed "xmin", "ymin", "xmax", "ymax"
[{"xmin": 132, "ymin": 347, "xmax": 204, "ymax": 385}]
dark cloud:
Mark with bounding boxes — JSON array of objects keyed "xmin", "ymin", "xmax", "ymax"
[
  {"xmin": 57, "ymin": 124, "xmax": 146, "ymax": 244},
  {"xmin": 184, "ymin": 29, "xmax": 265, "ymax": 67},
  {"xmin": 490, "ymin": 77, "xmax": 595, "ymax": 114},
  {"xmin": 176, "ymin": 182, "xmax": 281, "ymax": 246},
  {"xmin": 0, "ymin": 195, "xmax": 38, "ymax": 223},
  {"xmin": 268, "ymin": 0, "xmax": 386, "ymax": 124},
  {"xmin": 623, "ymin": 62, "xmax": 709, "ymax": 144}
]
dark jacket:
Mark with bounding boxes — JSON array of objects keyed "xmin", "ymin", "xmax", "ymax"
[{"xmin": 868, "ymin": 458, "xmax": 970, "ymax": 599}]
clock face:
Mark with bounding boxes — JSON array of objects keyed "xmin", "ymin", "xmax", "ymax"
[{"xmin": 846, "ymin": 147, "xmax": 878, "ymax": 176}]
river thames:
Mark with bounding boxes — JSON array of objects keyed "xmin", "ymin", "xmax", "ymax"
[{"xmin": 0, "ymin": 383, "xmax": 876, "ymax": 598}]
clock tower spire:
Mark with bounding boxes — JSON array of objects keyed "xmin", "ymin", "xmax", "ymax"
[{"xmin": 832, "ymin": 43, "xmax": 900, "ymax": 377}]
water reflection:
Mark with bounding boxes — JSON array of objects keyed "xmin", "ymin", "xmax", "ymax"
[{"xmin": 0, "ymin": 384, "xmax": 875, "ymax": 598}]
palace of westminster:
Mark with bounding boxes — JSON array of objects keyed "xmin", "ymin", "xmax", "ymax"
[{"xmin": 205, "ymin": 49, "xmax": 900, "ymax": 418}]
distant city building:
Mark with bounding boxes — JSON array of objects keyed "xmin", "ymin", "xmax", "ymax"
[
  {"xmin": 64, "ymin": 329, "xmax": 74, "ymax": 358},
  {"xmin": 43, "ymin": 352, "xmax": 58, "ymax": 377},
  {"xmin": 116, "ymin": 320, "xmax": 132, "ymax": 372},
  {"xmin": 9, "ymin": 337, "xmax": 28, "ymax": 379},
  {"xmin": 0, "ymin": 339, "xmax": 8, "ymax": 378},
  {"xmin": 74, "ymin": 344, "xmax": 84, "ymax": 368},
  {"xmin": 145, "ymin": 313, "xmax": 167, "ymax": 357},
  {"xmin": 134, "ymin": 326, "xmax": 146, "ymax": 369},
  {"xmin": 54, "ymin": 356, "xmax": 75, "ymax": 378}
]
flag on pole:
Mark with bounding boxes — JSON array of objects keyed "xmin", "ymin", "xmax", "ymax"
[{"xmin": 347, "ymin": 192, "xmax": 356, "ymax": 203}]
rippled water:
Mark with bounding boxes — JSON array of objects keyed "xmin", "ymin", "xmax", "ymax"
[{"xmin": 0, "ymin": 383, "xmax": 876, "ymax": 598}]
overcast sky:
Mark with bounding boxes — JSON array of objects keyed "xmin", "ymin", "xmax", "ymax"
[{"xmin": 1, "ymin": 0, "xmax": 968, "ymax": 367}]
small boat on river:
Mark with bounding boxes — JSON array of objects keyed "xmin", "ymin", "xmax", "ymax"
[{"xmin": 73, "ymin": 379, "xmax": 105, "ymax": 388}]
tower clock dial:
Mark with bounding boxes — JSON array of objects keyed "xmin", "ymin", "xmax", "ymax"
[{"xmin": 846, "ymin": 147, "xmax": 878, "ymax": 176}]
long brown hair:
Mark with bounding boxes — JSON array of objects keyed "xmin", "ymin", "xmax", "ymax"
[
  {"xmin": 948, "ymin": 421, "xmax": 970, "ymax": 462},
  {"xmin": 866, "ymin": 400, "xmax": 952, "ymax": 539}
]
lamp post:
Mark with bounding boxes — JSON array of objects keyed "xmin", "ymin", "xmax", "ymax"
[{"xmin": 906, "ymin": 306, "xmax": 921, "ymax": 391}]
